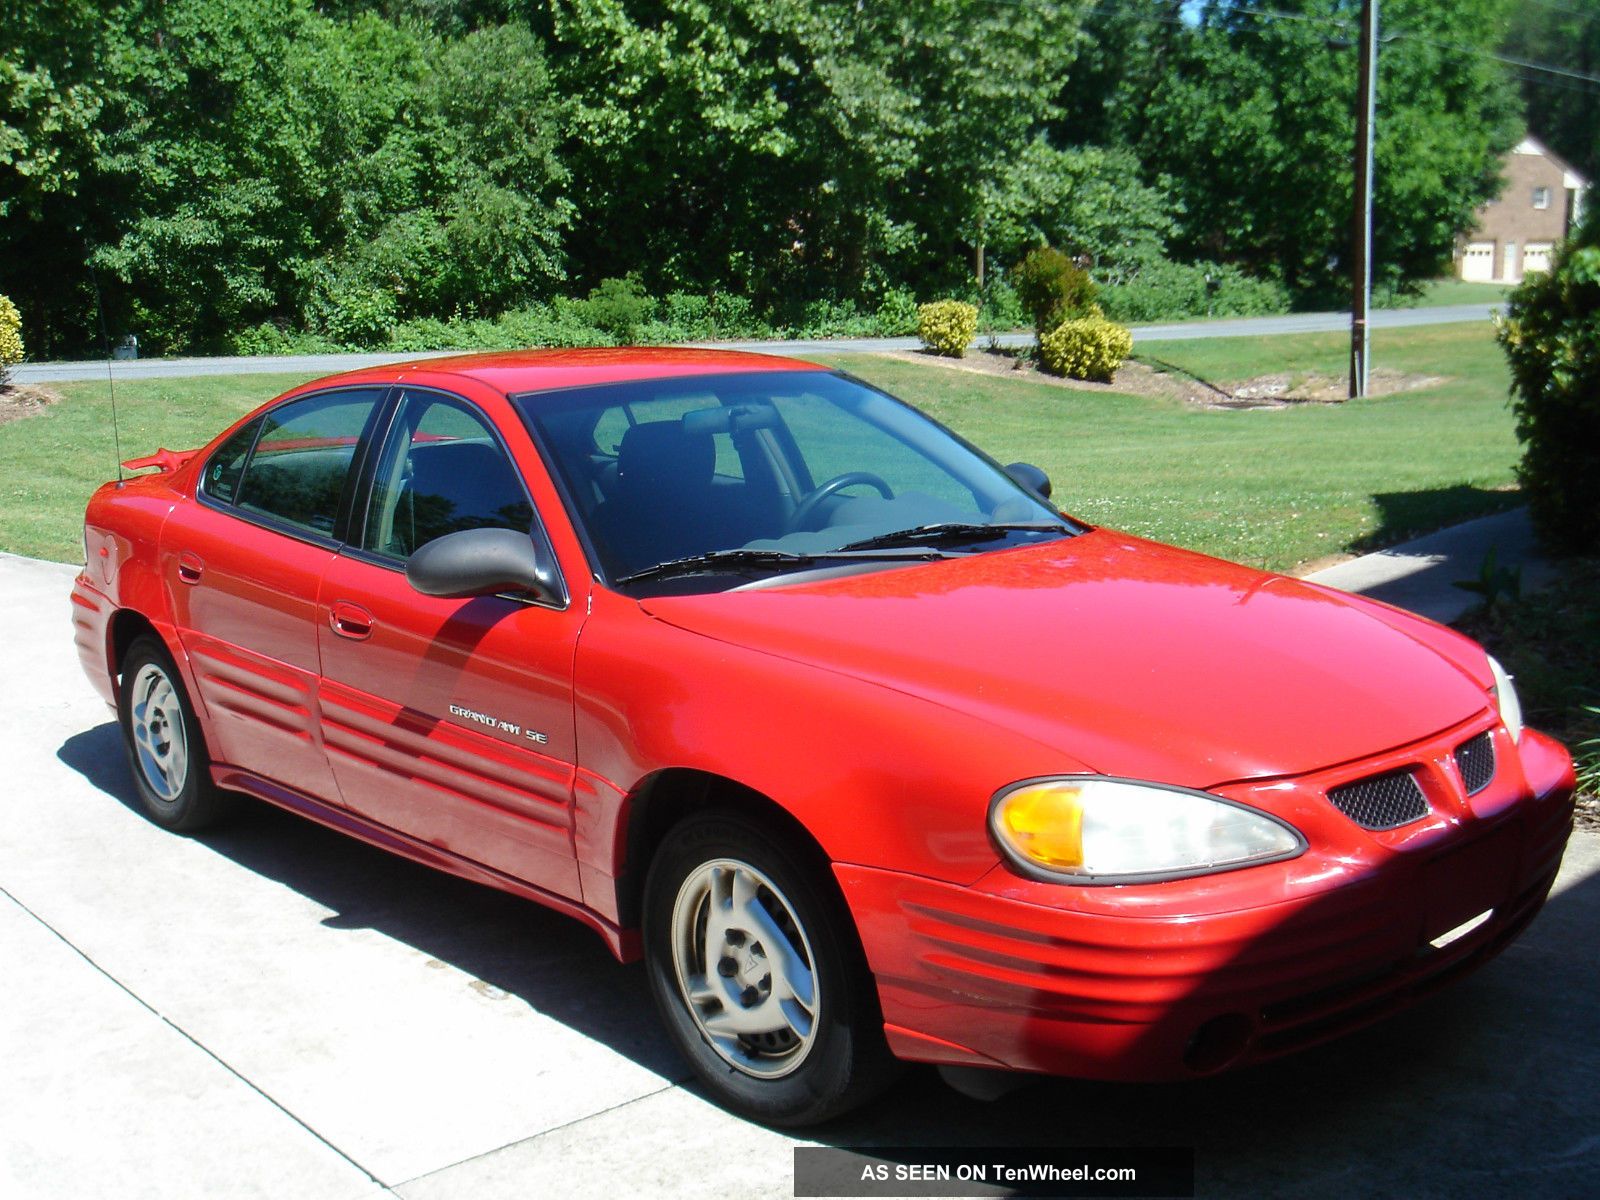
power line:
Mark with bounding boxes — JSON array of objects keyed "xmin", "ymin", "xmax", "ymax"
[
  {"xmin": 1519, "ymin": 0, "xmax": 1597, "ymax": 20},
  {"xmin": 1392, "ymin": 31, "xmax": 1600, "ymax": 85},
  {"xmin": 1070, "ymin": 1, "xmax": 1600, "ymax": 88},
  {"xmin": 1511, "ymin": 68, "xmax": 1600, "ymax": 95}
]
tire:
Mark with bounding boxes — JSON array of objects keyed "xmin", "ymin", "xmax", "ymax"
[
  {"xmin": 117, "ymin": 634, "xmax": 231, "ymax": 832},
  {"xmin": 643, "ymin": 809, "xmax": 898, "ymax": 1126}
]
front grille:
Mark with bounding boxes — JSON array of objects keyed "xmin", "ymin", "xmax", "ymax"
[
  {"xmin": 1326, "ymin": 769, "xmax": 1429, "ymax": 830},
  {"xmin": 1454, "ymin": 732, "xmax": 1496, "ymax": 795}
]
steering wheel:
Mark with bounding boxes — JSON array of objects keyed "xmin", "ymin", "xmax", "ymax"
[{"xmin": 785, "ymin": 471, "xmax": 895, "ymax": 533}]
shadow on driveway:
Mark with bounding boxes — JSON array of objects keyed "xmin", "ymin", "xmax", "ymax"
[{"xmin": 58, "ymin": 722, "xmax": 1600, "ymax": 1196}]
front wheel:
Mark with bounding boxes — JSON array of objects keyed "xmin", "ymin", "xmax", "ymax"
[
  {"xmin": 643, "ymin": 811, "xmax": 897, "ymax": 1126},
  {"xmin": 118, "ymin": 634, "xmax": 231, "ymax": 832}
]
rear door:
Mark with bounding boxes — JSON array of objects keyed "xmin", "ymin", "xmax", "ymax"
[
  {"xmin": 165, "ymin": 387, "xmax": 388, "ymax": 801},
  {"xmin": 315, "ymin": 386, "xmax": 585, "ymax": 899}
]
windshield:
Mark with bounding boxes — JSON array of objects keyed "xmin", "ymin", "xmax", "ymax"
[{"xmin": 515, "ymin": 370, "xmax": 1073, "ymax": 592}]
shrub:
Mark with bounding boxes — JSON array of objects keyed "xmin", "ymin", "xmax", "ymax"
[
  {"xmin": 0, "ymin": 293, "xmax": 25, "ymax": 383},
  {"xmin": 875, "ymin": 288, "xmax": 921, "ymax": 336},
  {"xmin": 1011, "ymin": 246, "xmax": 1097, "ymax": 335},
  {"xmin": 1038, "ymin": 315, "xmax": 1133, "ymax": 382},
  {"xmin": 231, "ymin": 322, "xmax": 344, "ymax": 356},
  {"xmin": 708, "ymin": 293, "xmax": 764, "ymax": 339},
  {"xmin": 578, "ymin": 275, "xmax": 655, "ymax": 343},
  {"xmin": 917, "ymin": 300, "xmax": 978, "ymax": 358},
  {"xmin": 975, "ymin": 277, "xmax": 1026, "ymax": 333},
  {"xmin": 1496, "ymin": 209, "xmax": 1600, "ymax": 553},
  {"xmin": 308, "ymin": 277, "xmax": 400, "ymax": 347},
  {"xmin": 660, "ymin": 292, "xmax": 716, "ymax": 340},
  {"xmin": 1098, "ymin": 260, "xmax": 1290, "ymax": 324},
  {"xmin": 812, "ymin": 299, "xmax": 883, "ymax": 339}
]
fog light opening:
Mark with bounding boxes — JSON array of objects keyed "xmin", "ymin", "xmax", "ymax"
[{"xmin": 1184, "ymin": 1013, "xmax": 1254, "ymax": 1074}]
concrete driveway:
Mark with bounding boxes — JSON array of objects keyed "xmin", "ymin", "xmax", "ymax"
[{"xmin": 3, "ymin": 552, "xmax": 1596, "ymax": 1199}]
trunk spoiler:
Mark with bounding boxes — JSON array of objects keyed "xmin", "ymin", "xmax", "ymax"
[{"xmin": 121, "ymin": 447, "xmax": 196, "ymax": 474}]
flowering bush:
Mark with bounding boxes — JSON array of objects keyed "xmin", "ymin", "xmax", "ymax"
[
  {"xmin": 1039, "ymin": 315, "xmax": 1133, "ymax": 382},
  {"xmin": 916, "ymin": 300, "xmax": 978, "ymax": 358}
]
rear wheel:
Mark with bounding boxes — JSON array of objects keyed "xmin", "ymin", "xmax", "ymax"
[
  {"xmin": 643, "ymin": 810, "xmax": 897, "ymax": 1126},
  {"xmin": 118, "ymin": 635, "xmax": 231, "ymax": 831}
]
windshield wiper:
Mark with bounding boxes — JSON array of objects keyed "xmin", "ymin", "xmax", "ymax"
[
  {"xmin": 615, "ymin": 547, "xmax": 948, "ymax": 586},
  {"xmin": 835, "ymin": 521, "xmax": 1069, "ymax": 553}
]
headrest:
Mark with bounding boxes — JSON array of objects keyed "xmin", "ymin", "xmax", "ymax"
[{"xmin": 617, "ymin": 420, "xmax": 715, "ymax": 490}]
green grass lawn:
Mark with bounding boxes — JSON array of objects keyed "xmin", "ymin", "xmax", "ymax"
[
  {"xmin": 2, "ymin": 322, "xmax": 1521, "ymax": 571},
  {"xmin": 1, "ymin": 372, "xmax": 320, "ymax": 562},
  {"xmin": 1384, "ymin": 278, "xmax": 1512, "ymax": 309},
  {"xmin": 817, "ymin": 321, "xmax": 1522, "ymax": 571}
]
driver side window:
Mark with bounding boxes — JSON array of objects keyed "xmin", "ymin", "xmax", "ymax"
[{"xmin": 361, "ymin": 391, "xmax": 535, "ymax": 560}]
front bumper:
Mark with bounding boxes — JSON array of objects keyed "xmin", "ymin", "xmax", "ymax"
[{"xmin": 836, "ymin": 726, "xmax": 1576, "ymax": 1080}]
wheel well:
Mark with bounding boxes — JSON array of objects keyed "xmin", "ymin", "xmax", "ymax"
[
  {"xmin": 108, "ymin": 609, "xmax": 160, "ymax": 680},
  {"xmin": 617, "ymin": 769, "xmax": 834, "ymax": 929}
]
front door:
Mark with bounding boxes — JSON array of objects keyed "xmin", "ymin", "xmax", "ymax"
[{"xmin": 315, "ymin": 387, "xmax": 585, "ymax": 900}]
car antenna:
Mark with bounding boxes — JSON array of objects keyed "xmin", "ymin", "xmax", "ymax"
[{"xmin": 84, "ymin": 241, "xmax": 124, "ymax": 486}]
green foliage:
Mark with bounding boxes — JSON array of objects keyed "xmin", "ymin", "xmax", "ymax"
[
  {"xmin": 1496, "ymin": 209, "xmax": 1600, "ymax": 553},
  {"xmin": 1454, "ymin": 555, "xmax": 1600, "ymax": 805},
  {"xmin": 0, "ymin": 0, "xmax": 1528, "ymax": 353},
  {"xmin": 916, "ymin": 300, "xmax": 978, "ymax": 358},
  {"xmin": 973, "ymin": 278, "xmax": 1026, "ymax": 334},
  {"xmin": 1453, "ymin": 545, "xmax": 1523, "ymax": 609},
  {"xmin": 578, "ymin": 276, "xmax": 654, "ymax": 344},
  {"xmin": 305, "ymin": 269, "xmax": 399, "ymax": 348},
  {"xmin": 875, "ymin": 288, "xmax": 921, "ymax": 337},
  {"xmin": 979, "ymin": 141, "xmax": 1178, "ymax": 279},
  {"xmin": 1038, "ymin": 316, "xmax": 1133, "ymax": 382},
  {"xmin": 1011, "ymin": 248, "xmax": 1098, "ymax": 336},
  {"xmin": 1, "ymin": 1, "xmax": 570, "ymax": 354},
  {"xmin": 1505, "ymin": 4, "xmax": 1600, "ymax": 182},
  {"xmin": 1099, "ymin": 260, "xmax": 1290, "ymax": 323},
  {"xmin": 546, "ymin": 0, "xmax": 1081, "ymax": 301},
  {"xmin": 1077, "ymin": 0, "xmax": 1521, "ymax": 303},
  {"xmin": 1578, "ymin": 706, "xmax": 1600, "ymax": 800},
  {"xmin": 0, "ymin": 292, "xmax": 23, "ymax": 381}
]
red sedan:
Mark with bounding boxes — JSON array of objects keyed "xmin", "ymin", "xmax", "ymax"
[{"xmin": 72, "ymin": 349, "xmax": 1576, "ymax": 1125}]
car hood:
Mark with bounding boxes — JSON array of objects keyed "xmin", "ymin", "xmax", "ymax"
[{"xmin": 639, "ymin": 529, "xmax": 1494, "ymax": 788}]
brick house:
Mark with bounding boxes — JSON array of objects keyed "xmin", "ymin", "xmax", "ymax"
[{"xmin": 1456, "ymin": 136, "xmax": 1588, "ymax": 283}]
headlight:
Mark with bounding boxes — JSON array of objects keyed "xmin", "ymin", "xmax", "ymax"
[
  {"xmin": 990, "ymin": 776, "xmax": 1305, "ymax": 885},
  {"xmin": 1488, "ymin": 655, "xmax": 1523, "ymax": 743}
]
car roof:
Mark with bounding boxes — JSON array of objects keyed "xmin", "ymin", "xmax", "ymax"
[{"xmin": 300, "ymin": 347, "xmax": 827, "ymax": 399}]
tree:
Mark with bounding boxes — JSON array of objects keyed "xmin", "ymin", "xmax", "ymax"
[
  {"xmin": 541, "ymin": 1, "xmax": 1082, "ymax": 304},
  {"xmin": 1082, "ymin": 0, "xmax": 1521, "ymax": 302},
  {"xmin": 1504, "ymin": 1, "xmax": 1600, "ymax": 183},
  {"xmin": 1, "ymin": 0, "xmax": 571, "ymax": 352}
]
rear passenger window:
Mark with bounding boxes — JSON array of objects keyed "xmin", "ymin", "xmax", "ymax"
[
  {"xmin": 202, "ymin": 420, "xmax": 260, "ymax": 504},
  {"xmin": 228, "ymin": 390, "xmax": 384, "ymax": 536},
  {"xmin": 362, "ymin": 390, "xmax": 535, "ymax": 559}
]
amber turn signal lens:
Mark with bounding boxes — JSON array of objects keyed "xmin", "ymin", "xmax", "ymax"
[{"xmin": 995, "ymin": 782, "xmax": 1085, "ymax": 868}]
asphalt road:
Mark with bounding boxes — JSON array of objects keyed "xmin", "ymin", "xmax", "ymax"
[
  {"xmin": 3, "ymin": 545, "xmax": 1596, "ymax": 1200},
  {"xmin": 11, "ymin": 303, "xmax": 1503, "ymax": 384}
]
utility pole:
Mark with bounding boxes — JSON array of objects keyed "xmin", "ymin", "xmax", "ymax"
[{"xmin": 1350, "ymin": 0, "xmax": 1378, "ymax": 399}]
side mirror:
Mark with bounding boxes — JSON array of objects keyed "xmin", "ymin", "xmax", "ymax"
[
  {"xmin": 406, "ymin": 527, "xmax": 565, "ymax": 605},
  {"xmin": 1005, "ymin": 461, "xmax": 1052, "ymax": 500}
]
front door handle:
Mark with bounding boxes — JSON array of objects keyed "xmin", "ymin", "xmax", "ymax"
[
  {"xmin": 328, "ymin": 601, "xmax": 375, "ymax": 641},
  {"xmin": 177, "ymin": 552, "xmax": 204, "ymax": 584}
]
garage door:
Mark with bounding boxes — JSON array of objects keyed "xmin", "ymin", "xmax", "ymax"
[
  {"xmin": 1461, "ymin": 241, "xmax": 1495, "ymax": 282},
  {"xmin": 1523, "ymin": 243, "xmax": 1553, "ymax": 275}
]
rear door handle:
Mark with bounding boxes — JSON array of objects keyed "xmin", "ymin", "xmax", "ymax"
[
  {"xmin": 328, "ymin": 601, "xmax": 375, "ymax": 641},
  {"xmin": 177, "ymin": 552, "xmax": 204, "ymax": 584}
]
